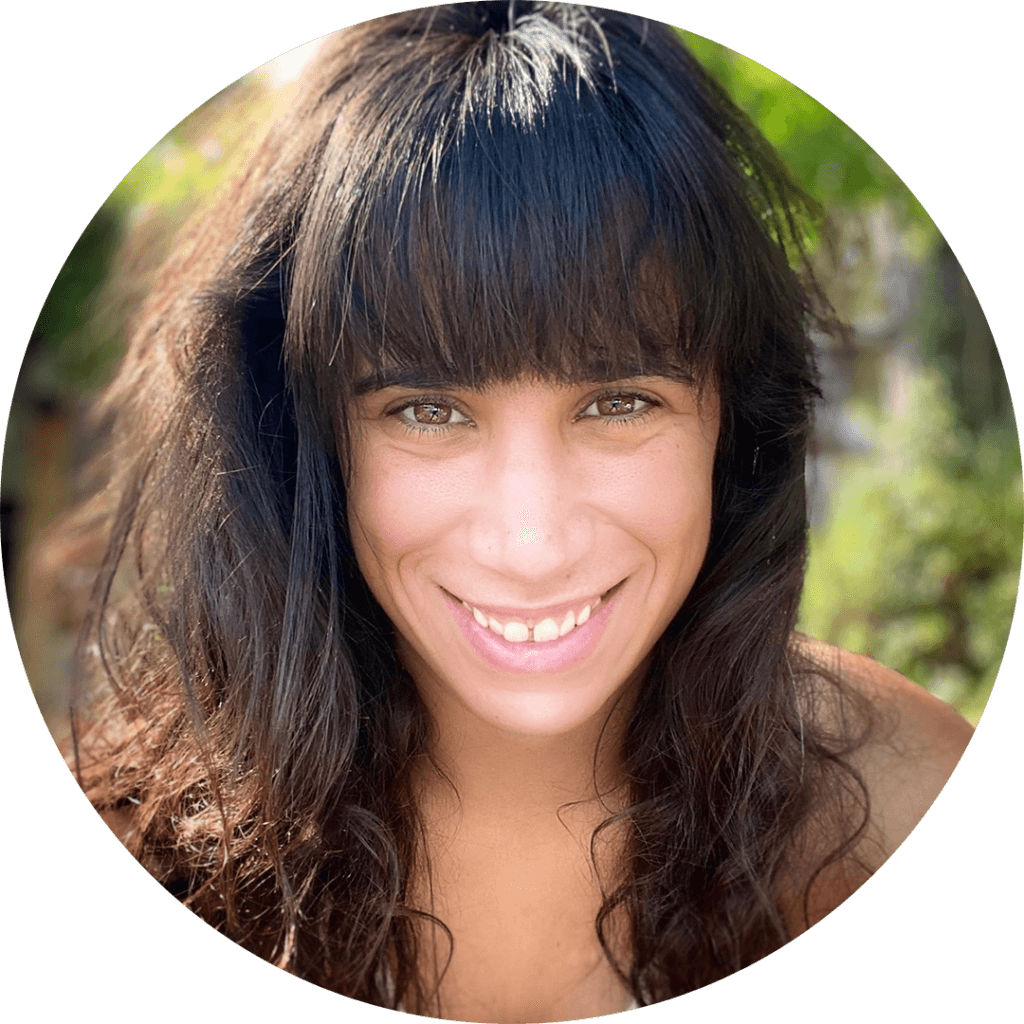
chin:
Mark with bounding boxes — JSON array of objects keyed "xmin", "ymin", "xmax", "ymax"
[{"xmin": 453, "ymin": 669, "xmax": 633, "ymax": 740}]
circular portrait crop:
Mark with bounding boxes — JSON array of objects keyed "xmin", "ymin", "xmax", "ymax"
[{"xmin": 3, "ymin": 3, "xmax": 1020, "ymax": 1021}]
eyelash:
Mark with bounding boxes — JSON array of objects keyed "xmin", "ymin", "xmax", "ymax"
[{"xmin": 386, "ymin": 390, "xmax": 662, "ymax": 435}]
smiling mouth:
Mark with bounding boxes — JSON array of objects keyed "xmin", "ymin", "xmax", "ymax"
[{"xmin": 444, "ymin": 579, "xmax": 626, "ymax": 645}]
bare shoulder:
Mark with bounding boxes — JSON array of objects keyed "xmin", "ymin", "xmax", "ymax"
[
  {"xmin": 795, "ymin": 633, "xmax": 974, "ymax": 859},
  {"xmin": 782, "ymin": 626, "xmax": 974, "ymax": 933}
]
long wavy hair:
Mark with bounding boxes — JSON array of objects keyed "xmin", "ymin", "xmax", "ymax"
[{"xmin": 71, "ymin": 3, "xmax": 874, "ymax": 1013}]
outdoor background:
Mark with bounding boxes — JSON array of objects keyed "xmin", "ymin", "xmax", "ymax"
[{"xmin": 3, "ymin": 26, "xmax": 1020, "ymax": 742}]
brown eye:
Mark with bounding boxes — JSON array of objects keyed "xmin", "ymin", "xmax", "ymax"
[
  {"xmin": 596, "ymin": 395, "xmax": 638, "ymax": 416},
  {"xmin": 580, "ymin": 392, "xmax": 655, "ymax": 420},
  {"xmin": 392, "ymin": 398, "xmax": 471, "ymax": 431},
  {"xmin": 412, "ymin": 401, "xmax": 452, "ymax": 424}
]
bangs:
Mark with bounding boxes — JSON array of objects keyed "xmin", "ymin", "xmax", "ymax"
[
  {"xmin": 341, "ymin": 175, "xmax": 704, "ymax": 394},
  {"xmin": 285, "ymin": 7, "xmax": 797, "ymax": 401}
]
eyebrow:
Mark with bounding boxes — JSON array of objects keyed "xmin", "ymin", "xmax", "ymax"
[{"xmin": 353, "ymin": 364, "xmax": 697, "ymax": 396}]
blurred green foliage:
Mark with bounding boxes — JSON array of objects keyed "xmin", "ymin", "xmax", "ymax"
[
  {"xmin": 800, "ymin": 371, "xmax": 1022, "ymax": 722},
  {"xmin": 21, "ymin": 205, "xmax": 127, "ymax": 405},
  {"xmin": 681, "ymin": 31, "xmax": 933, "ymax": 241}
]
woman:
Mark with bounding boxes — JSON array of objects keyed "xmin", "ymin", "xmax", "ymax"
[{"xmin": 68, "ymin": 4, "xmax": 973, "ymax": 1020}]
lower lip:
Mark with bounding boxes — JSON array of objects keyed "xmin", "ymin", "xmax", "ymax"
[{"xmin": 445, "ymin": 586, "xmax": 622, "ymax": 675}]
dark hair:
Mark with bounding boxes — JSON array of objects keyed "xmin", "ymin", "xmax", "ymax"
[{"xmin": 73, "ymin": 3, "xmax": 872, "ymax": 1011}]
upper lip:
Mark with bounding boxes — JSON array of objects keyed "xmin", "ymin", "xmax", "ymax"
[{"xmin": 443, "ymin": 580, "xmax": 623, "ymax": 626}]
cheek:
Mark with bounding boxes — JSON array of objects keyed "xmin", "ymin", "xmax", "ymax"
[
  {"xmin": 348, "ymin": 449, "xmax": 467, "ymax": 566},
  {"xmin": 584, "ymin": 436, "xmax": 715, "ymax": 550}
]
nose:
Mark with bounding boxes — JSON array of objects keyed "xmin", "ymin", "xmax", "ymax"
[{"xmin": 466, "ymin": 421, "xmax": 593, "ymax": 586}]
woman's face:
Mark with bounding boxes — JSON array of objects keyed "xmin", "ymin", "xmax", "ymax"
[{"xmin": 346, "ymin": 374, "xmax": 719, "ymax": 737}]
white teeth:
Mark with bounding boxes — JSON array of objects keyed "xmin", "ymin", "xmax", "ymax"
[
  {"xmin": 532, "ymin": 618, "xmax": 560, "ymax": 643},
  {"xmin": 503, "ymin": 621, "xmax": 530, "ymax": 643},
  {"xmin": 468, "ymin": 594, "xmax": 606, "ymax": 643}
]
